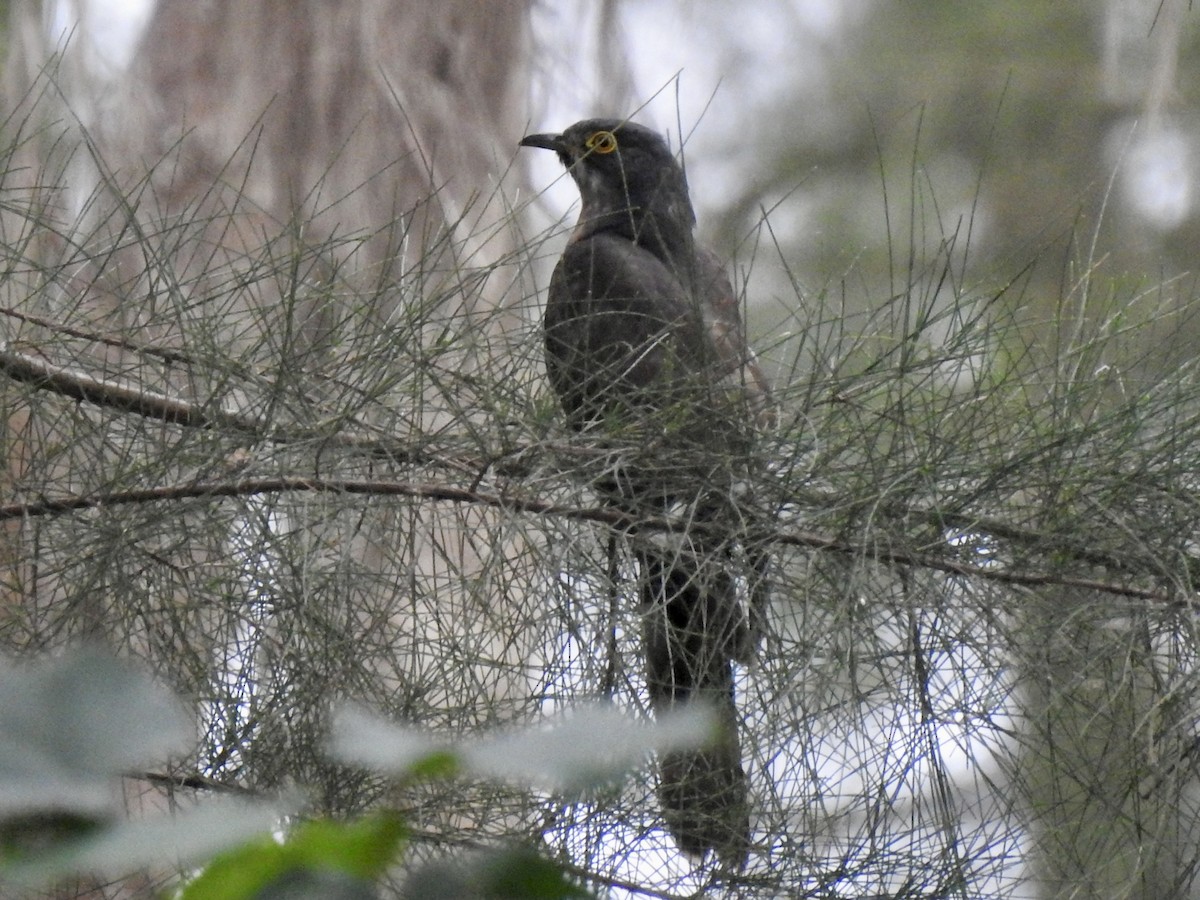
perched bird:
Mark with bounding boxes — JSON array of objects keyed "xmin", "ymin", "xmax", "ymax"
[{"xmin": 520, "ymin": 118, "xmax": 772, "ymax": 867}]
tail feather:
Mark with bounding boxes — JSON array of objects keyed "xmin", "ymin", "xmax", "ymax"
[{"xmin": 637, "ymin": 543, "xmax": 751, "ymax": 868}]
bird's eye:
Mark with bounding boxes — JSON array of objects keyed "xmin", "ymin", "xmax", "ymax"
[{"xmin": 585, "ymin": 131, "xmax": 618, "ymax": 154}]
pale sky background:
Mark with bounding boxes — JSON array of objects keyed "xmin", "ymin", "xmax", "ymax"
[{"xmin": 526, "ymin": 0, "xmax": 871, "ymax": 239}]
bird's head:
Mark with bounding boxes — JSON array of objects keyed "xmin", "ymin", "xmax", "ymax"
[{"xmin": 520, "ymin": 118, "xmax": 697, "ymax": 247}]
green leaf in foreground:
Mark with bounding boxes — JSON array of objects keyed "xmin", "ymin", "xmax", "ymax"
[
  {"xmin": 400, "ymin": 847, "xmax": 594, "ymax": 900},
  {"xmin": 177, "ymin": 811, "xmax": 406, "ymax": 900},
  {"xmin": 0, "ymin": 646, "xmax": 192, "ymax": 825},
  {"xmin": 331, "ymin": 702, "xmax": 715, "ymax": 791},
  {"xmin": 3, "ymin": 799, "xmax": 284, "ymax": 891}
]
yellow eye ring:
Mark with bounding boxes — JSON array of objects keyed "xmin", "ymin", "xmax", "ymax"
[{"xmin": 585, "ymin": 130, "xmax": 618, "ymax": 154}]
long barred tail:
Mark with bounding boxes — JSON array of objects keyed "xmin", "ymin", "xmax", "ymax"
[{"xmin": 636, "ymin": 541, "xmax": 753, "ymax": 868}]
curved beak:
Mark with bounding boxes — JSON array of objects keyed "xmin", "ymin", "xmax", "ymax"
[{"xmin": 518, "ymin": 132, "xmax": 567, "ymax": 153}]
